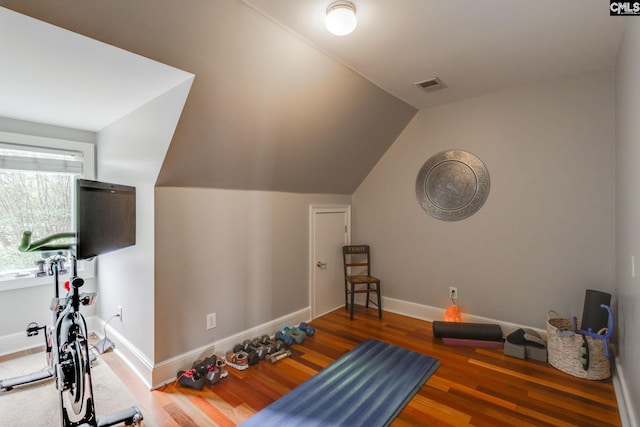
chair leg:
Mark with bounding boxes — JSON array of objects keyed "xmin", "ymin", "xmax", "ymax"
[
  {"xmin": 377, "ymin": 281, "xmax": 382, "ymax": 319},
  {"xmin": 344, "ymin": 282, "xmax": 349, "ymax": 311},
  {"xmin": 365, "ymin": 284, "xmax": 371, "ymax": 308},
  {"xmin": 350, "ymin": 283, "xmax": 356, "ymax": 320}
]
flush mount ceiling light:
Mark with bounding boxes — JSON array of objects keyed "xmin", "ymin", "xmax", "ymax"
[{"xmin": 325, "ymin": 1, "xmax": 357, "ymax": 36}]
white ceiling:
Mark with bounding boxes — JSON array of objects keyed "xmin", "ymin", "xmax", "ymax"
[
  {"xmin": 0, "ymin": 7, "xmax": 192, "ymax": 132},
  {"xmin": 243, "ymin": 0, "xmax": 627, "ymax": 110}
]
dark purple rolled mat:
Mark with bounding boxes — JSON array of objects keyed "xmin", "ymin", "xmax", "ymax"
[{"xmin": 432, "ymin": 321, "xmax": 503, "ymax": 341}]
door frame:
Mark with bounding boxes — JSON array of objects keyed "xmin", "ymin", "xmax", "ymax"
[{"xmin": 309, "ymin": 205, "xmax": 351, "ymax": 319}]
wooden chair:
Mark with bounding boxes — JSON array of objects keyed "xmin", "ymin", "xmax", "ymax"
[{"xmin": 342, "ymin": 245, "xmax": 382, "ymax": 320}]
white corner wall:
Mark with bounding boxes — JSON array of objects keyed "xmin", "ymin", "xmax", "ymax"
[
  {"xmin": 95, "ymin": 78, "xmax": 192, "ymax": 380},
  {"xmin": 353, "ymin": 69, "xmax": 615, "ymax": 330},
  {"xmin": 615, "ymin": 19, "xmax": 640, "ymax": 426}
]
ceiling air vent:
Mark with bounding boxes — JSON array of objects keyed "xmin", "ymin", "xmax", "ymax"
[{"xmin": 415, "ymin": 77, "xmax": 446, "ymax": 92}]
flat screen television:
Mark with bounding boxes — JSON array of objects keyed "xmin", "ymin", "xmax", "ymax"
[{"xmin": 76, "ymin": 179, "xmax": 136, "ymax": 260}]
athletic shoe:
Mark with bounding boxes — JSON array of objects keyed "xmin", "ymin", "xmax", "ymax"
[
  {"xmin": 215, "ymin": 354, "xmax": 228, "ymax": 378},
  {"xmin": 176, "ymin": 368, "xmax": 205, "ymax": 390},
  {"xmin": 192, "ymin": 355, "xmax": 215, "ymax": 376},
  {"xmin": 204, "ymin": 366, "xmax": 221, "ymax": 385},
  {"xmin": 225, "ymin": 351, "xmax": 249, "ymax": 371}
]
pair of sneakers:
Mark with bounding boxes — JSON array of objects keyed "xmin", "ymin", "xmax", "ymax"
[
  {"xmin": 177, "ymin": 354, "xmax": 228, "ymax": 390},
  {"xmin": 193, "ymin": 354, "xmax": 228, "ymax": 384}
]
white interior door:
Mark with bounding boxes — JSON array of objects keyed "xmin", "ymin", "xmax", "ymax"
[{"xmin": 310, "ymin": 206, "xmax": 350, "ymax": 319}]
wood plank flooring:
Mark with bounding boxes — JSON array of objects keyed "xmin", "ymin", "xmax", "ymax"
[{"xmin": 4, "ymin": 307, "xmax": 622, "ymax": 426}]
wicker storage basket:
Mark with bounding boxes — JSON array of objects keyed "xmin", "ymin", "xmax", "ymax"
[{"xmin": 546, "ymin": 311, "xmax": 611, "ymax": 380}]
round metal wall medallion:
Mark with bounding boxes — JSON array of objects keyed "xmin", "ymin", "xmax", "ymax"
[{"xmin": 415, "ymin": 150, "xmax": 490, "ymax": 221}]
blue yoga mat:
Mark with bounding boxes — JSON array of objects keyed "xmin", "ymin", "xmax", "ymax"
[{"xmin": 239, "ymin": 339, "xmax": 440, "ymax": 427}]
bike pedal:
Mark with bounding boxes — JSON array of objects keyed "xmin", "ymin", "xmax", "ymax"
[{"xmin": 26, "ymin": 322, "xmax": 42, "ymax": 336}]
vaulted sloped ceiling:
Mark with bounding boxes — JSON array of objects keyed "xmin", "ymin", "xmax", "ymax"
[{"xmin": 0, "ymin": 0, "xmax": 416, "ymax": 194}]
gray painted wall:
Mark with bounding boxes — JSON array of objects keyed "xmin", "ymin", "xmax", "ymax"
[
  {"xmin": 154, "ymin": 188, "xmax": 350, "ymax": 362},
  {"xmin": 352, "ymin": 69, "xmax": 615, "ymax": 329},
  {"xmin": 615, "ymin": 19, "xmax": 640, "ymax": 421}
]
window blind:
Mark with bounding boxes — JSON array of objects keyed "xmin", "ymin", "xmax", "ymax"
[{"xmin": 0, "ymin": 142, "xmax": 83, "ymax": 174}]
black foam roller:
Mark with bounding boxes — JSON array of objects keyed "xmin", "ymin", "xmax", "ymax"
[
  {"xmin": 432, "ymin": 321, "xmax": 503, "ymax": 341},
  {"xmin": 581, "ymin": 289, "xmax": 611, "ymax": 332}
]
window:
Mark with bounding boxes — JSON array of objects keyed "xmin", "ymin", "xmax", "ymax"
[{"xmin": 0, "ymin": 131, "xmax": 95, "ymax": 291}]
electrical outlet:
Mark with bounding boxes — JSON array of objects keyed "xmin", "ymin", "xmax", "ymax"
[
  {"xmin": 117, "ymin": 305, "xmax": 123, "ymax": 321},
  {"xmin": 206, "ymin": 312, "xmax": 216, "ymax": 330},
  {"xmin": 449, "ymin": 287, "xmax": 458, "ymax": 300}
]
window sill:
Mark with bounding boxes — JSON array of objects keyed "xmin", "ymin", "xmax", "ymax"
[{"xmin": 0, "ymin": 260, "xmax": 95, "ymax": 292}]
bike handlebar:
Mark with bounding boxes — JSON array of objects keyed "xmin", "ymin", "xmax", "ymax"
[{"xmin": 18, "ymin": 231, "xmax": 77, "ymax": 253}]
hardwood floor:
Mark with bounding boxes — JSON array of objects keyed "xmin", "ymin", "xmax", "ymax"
[{"xmin": 5, "ymin": 308, "xmax": 622, "ymax": 426}]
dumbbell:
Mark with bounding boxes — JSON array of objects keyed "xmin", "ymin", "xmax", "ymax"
[
  {"xmin": 259, "ymin": 335, "xmax": 286, "ymax": 353},
  {"xmin": 252, "ymin": 336, "xmax": 266, "ymax": 346},
  {"xmin": 233, "ymin": 341, "xmax": 262, "ymax": 364},
  {"xmin": 257, "ymin": 336, "xmax": 279, "ymax": 355},
  {"xmin": 246, "ymin": 350, "xmax": 260, "ymax": 365},
  {"xmin": 233, "ymin": 340, "xmax": 252, "ymax": 352},
  {"xmin": 298, "ymin": 322, "xmax": 316, "ymax": 337},
  {"xmin": 246, "ymin": 340, "xmax": 267, "ymax": 360},
  {"xmin": 269, "ymin": 338, "xmax": 286, "ymax": 352},
  {"xmin": 254, "ymin": 335, "xmax": 276, "ymax": 351},
  {"xmin": 274, "ymin": 331, "xmax": 294, "ymax": 347},
  {"xmin": 268, "ymin": 349, "xmax": 292, "ymax": 364},
  {"xmin": 283, "ymin": 326, "xmax": 306, "ymax": 344}
]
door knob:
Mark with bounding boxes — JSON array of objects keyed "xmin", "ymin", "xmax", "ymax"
[{"xmin": 316, "ymin": 261, "xmax": 327, "ymax": 268}]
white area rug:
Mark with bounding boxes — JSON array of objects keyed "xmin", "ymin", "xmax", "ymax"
[{"xmin": 0, "ymin": 351, "xmax": 157, "ymax": 426}]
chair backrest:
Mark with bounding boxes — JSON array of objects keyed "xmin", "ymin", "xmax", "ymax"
[{"xmin": 343, "ymin": 245, "xmax": 371, "ymax": 277}]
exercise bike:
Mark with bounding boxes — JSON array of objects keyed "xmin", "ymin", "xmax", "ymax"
[
  {"xmin": 0, "ymin": 246, "xmax": 70, "ymax": 392},
  {"xmin": 0, "ymin": 231, "xmax": 143, "ymax": 427}
]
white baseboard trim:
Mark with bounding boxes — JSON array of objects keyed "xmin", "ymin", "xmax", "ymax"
[
  {"xmin": 150, "ymin": 307, "xmax": 311, "ymax": 389},
  {"xmin": 613, "ymin": 359, "xmax": 638, "ymax": 427},
  {"xmin": 0, "ymin": 316, "xmax": 98, "ymax": 357},
  {"xmin": 0, "ymin": 330, "xmax": 44, "ymax": 357},
  {"xmin": 381, "ymin": 296, "xmax": 547, "ymax": 337},
  {"xmin": 93, "ymin": 316, "xmax": 155, "ymax": 390}
]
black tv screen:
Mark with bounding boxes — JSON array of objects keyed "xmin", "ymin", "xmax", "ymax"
[{"xmin": 76, "ymin": 179, "xmax": 136, "ymax": 260}]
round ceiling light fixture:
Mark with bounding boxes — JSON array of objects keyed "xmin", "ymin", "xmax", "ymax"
[{"xmin": 325, "ymin": 1, "xmax": 357, "ymax": 36}]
